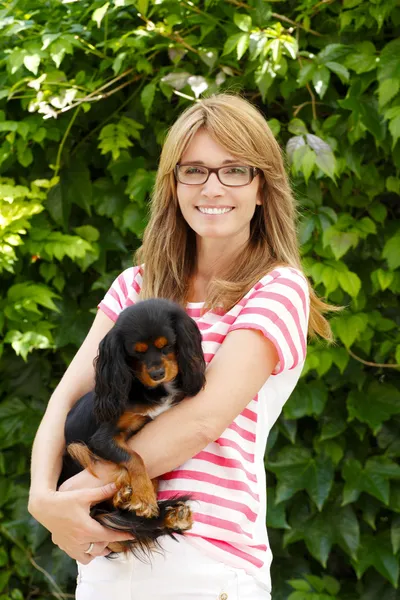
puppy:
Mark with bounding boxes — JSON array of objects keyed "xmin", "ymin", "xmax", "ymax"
[{"xmin": 58, "ymin": 298, "xmax": 206, "ymax": 558}]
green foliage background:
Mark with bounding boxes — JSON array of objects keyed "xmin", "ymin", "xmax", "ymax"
[{"xmin": 0, "ymin": 0, "xmax": 399, "ymax": 598}]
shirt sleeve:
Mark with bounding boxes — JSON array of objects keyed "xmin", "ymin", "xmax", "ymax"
[
  {"xmin": 227, "ymin": 268, "xmax": 310, "ymax": 375},
  {"xmin": 97, "ymin": 266, "xmax": 141, "ymax": 322}
]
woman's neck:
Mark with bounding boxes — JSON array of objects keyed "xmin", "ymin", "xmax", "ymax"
[{"xmin": 188, "ymin": 237, "xmax": 247, "ymax": 302}]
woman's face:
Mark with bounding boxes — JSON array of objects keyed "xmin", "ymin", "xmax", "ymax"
[{"xmin": 176, "ymin": 129, "xmax": 262, "ymax": 243}]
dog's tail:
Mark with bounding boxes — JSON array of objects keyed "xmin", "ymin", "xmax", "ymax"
[{"xmin": 92, "ymin": 495, "xmax": 193, "ymax": 562}]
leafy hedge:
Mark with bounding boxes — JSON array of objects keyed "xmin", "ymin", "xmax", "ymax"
[{"xmin": 0, "ymin": 0, "xmax": 399, "ymax": 598}]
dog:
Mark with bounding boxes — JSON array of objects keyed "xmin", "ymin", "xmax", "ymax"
[{"xmin": 58, "ymin": 298, "xmax": 206, "ymax": 559}]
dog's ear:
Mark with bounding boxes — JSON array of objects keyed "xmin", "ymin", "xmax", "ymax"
[
  {"xmin": 174, "ymin": 312, "xmax": 206, "ymax": 397},
  {"xmin": 93, "ymin": 328, "xmax": 131, "ymax": 423}
]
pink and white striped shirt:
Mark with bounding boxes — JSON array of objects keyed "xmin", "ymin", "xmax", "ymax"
[{"xmin": 98, "ymin": 265, "xmax": 310, "ymax": 593}]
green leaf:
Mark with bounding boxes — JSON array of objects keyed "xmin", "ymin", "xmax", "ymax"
[
  {"xmin": 353, "ymin": 533, "xmax": 399, "ymax": 588},
  {"xmin": 268, "ymin": 447, "xmax": 334, "ymax": 510},
  {"xmin": 267, "ymin": 118, "xmax": 280, "ymax": 137},
  {"xmin": 297, "ymin": 62, "xmax": 316, "ymax": 86},
  {"xmin": 74, "ymin": 226, "xmax": 99, "ymax": 242},
  {"xmin": 325, "ymin": 61, "xmax": 350, "ymax": 82},
  {"xmin": 386, "ymin": 176, "xmax": 400, "ymax": 194},
  {"xmin": 337, "ymin": 270, "xmax": 361, "ymax": 297},
  {"xmin": 382, "ymin": 233, "xmax": 400, "ymax": 270},
  {"xmin": 323, "ymin": 228, "xmax": 358, "ymax": 259},
  {"xmin": 368, "ymin": 202, "xmax": 387, "ymax": 223},
  {"xmin": 284, "ymin": 380, "xmax": 328, "ymax": 419},
  {"xmin": 286, "ymin": 135, "xmax": 305, "ymax": 163},
  {"xmin": 98, "ymin": 123, "xmax": 133, "ymax": 160},
  {"xmin": 391, "ymin": 516, "xmax": 400, "ymax": 555},
  {"xmin": 8, "ymin": 49, "xmax": 26, "ymax": 74},
  {"xmin": 7, "ymin": 282, "xmax": 60, "ymax": 313},
  {"xmin": 306, "ymin": 135, "xmax": 336, "ymax": 180},
  {"xmin": 266, "ymin": 487, "xmax": 290, "ymax": 529},
  {"xmin": 288, "ymin": 118, "xmax": 308, "ymax": 135},
  {"xmin": 378, "ymin": 38, "xmax": 400, "ymax": 83},
  {"xmin": 379, "ymin": 78, "xmax": 400, "ymax": 108},
  {"xmin": 319, "ymin": 413, "xmax": 347, "ymax": 442},
  {"xmin": 329, "ymin": 346, "xmax": 349, "ymax": 374},
  {"xmin": 317, "ymin": 43, "xmax": 349, "ymax": 64},
  {"xmin": 138, "ymin": 0, "xmax": 149, "ymax": 16},
  {"xmin": 16, "ymin": 139, "xmax": 33, "ymax": 167},
  {"xmin": 288, "ymin": 580, "xmax": 312, "ymax": 592},
  {"xmin": 222, "ymin": 33, "xmax": 243, "ymax": 57},
  {"xmin": 332, "ymin": 313, "xmax": 368, "ymax": 348},
  {"xmin": 344, "ymin": 42, "xmax": 377, "ymax": 74},
  {"xmin": 374, "ymin": 269, "xmax": 394, "ymax": 291},
  {"xmin": 347, "ymin": 382, "xmax": 400, "ymax": 434},
  {"xmin": 23, "ymin": 53, "xmax": 41, "ymax": 75},
  {"xmin": 62, "ymin": 161, "xmax": 92, "ymax": 216},
  {"xmin": 141, "ymin": 82, "xmax": 156, "ymax": 120},
  {"xmin": 237, "ymin": 33, "xmax": 250, "ymax": 60},
  {"xmin": 389, "ymin": 115, "xmax": 400, "ymax": 149},
  {"xmin": 312, "ymin": 66, "xmax": 330, "ymax": 99},
  {"xmin": 46, "ymin": 182, "xmax": 70, "ymax": 228},
  {"xmin": 49, "ymin": 37, "xmax": 74, "ymax": 68},
  {"xmin": 234, "ymin": 13, "xmax": 252, "ymax": 32},
  {"xmin": 92, "ymin": 2, "xmax": 110, "ymax": 28}
]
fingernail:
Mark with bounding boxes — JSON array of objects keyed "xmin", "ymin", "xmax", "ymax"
[{"xmin": 109, "ymin": 483, "xmax": 117, "ymax": 491}]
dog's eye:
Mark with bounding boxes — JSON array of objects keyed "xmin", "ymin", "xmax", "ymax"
[{"xmin": 161, "ymin": 345, "xmax": 172, "ymax": 354}]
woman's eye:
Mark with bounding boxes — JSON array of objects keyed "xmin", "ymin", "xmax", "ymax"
[{"xmin": 226, "ymin": 167, "xmax": 246, "ymax": 174}]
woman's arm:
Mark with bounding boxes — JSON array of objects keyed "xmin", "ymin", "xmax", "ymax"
[
  {"xmin": 29, "ymin": 309, "xmax": 115, "ymax": 499},
  {"xmin": 129, "ymin": 328, "xmax": 278, "ymax": 477},
  {"xmin": 64, "ymin": 327, "xmax": 278, "ymax": 489}
]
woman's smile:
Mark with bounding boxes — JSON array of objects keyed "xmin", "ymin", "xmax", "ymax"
[{"xmin": 196, "ymin": 206, "xmax": 234, "ymax": 215}]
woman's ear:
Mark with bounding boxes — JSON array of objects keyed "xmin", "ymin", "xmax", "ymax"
[
  {"xmin": 93, "ymin": 329, "xmax": 131, "ymax": 422},
  {"xmin": 174, "ymin": 312, "xmax": 206, "ymax": 397}
]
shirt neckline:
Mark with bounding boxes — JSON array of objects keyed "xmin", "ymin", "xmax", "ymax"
[{"xmin": 186, "ymin": 301, "xmax": 205, "ymax": 307}]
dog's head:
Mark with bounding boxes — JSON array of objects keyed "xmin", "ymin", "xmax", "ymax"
[{"xmin": 94, "ymin": 299, "xmax": 206, "ymax": 422}]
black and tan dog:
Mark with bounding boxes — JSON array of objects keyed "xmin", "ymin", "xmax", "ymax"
[{"xmin": 58, "ymin": 298, "xmax": 206, "ymax": 558}]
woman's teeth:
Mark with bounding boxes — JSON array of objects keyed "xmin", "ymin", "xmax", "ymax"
[{"xmin": 197, "ymin": 207, "xmax": 233, "ymax": 214}]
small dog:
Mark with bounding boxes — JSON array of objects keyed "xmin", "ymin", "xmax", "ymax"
[{"xmin": 58, "ymin": 298, "xmax": 206, "ymax": 558}]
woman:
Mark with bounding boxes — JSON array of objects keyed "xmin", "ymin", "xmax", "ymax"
[{"xmin": 29, "ymin": 93, "xmax": 334, "ymax": 599}]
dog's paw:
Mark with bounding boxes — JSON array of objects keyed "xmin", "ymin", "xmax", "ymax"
[
  {"xmin": 164, "ymin": 502, "xmax": 193, "ymax": 531},
  {"xmin": 113, "ymin": 486, "xmax": 159, "ymax": 518}
]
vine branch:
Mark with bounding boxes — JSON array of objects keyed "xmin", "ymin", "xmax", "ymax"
[{"xmin": 348, "ymin": 349, "xmax": 400, "ymax": 369}]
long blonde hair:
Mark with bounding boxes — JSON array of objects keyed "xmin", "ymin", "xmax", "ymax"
[{"xmin": 135, "ymin": 93, "xmax": 338, "ymax": 341}]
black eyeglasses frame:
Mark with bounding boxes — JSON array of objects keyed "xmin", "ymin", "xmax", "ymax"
[{"xmin": 174, "ymin": 164, "xmax": 260, "ymax": 187}]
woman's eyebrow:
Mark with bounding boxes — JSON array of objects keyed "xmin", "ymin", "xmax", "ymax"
[{"xmin": 181, "ymin": 159, "xmax": 239, "ymax": 165}]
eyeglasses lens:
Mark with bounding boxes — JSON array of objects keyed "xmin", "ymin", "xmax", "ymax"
[{"xmin": 177, "ymin": 166, "xmax": 251, "ymax": 186}]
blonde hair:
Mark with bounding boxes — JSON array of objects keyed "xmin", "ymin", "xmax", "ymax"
[{"xmin": 135, "ymin": 93, "xmax": 338, "ymax": 341}]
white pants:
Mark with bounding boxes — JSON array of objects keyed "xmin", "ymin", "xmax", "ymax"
[{"xmin": 76, "ymin": 536, "xmax": 271, "ymax": 599}]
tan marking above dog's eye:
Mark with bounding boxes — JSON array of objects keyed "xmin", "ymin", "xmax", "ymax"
[
  {"xmin": 154, "ymin": 337, "xmax": 168, "ymax": 349},
  {"xmin": 134, "ymin": 342, "xmax": 148, "ymax": 353}
]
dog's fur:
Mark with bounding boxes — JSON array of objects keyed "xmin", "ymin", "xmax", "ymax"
[{"xmin": 58, "ymin": 298, "xmax": 206, "ymax": 559}]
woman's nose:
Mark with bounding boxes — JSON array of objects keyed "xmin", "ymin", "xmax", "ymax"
[{"xmin": 201, "ymin": 172, "xmax": 224, "ymax": 196}]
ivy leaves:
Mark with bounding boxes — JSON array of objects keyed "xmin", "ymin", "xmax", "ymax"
[{"xmin": 0, "ymin": 0, "xmax": 400, "ymax": 598}]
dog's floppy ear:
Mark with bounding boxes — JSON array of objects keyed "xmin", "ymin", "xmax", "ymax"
[
  {"xmin": 174, "ymin": 311, "xmax": 206, "ymax": 397},
  {"xmin": 93, "ymin": 328, "xmax": 131, "ymax": 423}
]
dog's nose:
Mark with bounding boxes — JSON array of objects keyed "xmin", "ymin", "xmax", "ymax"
[{"xmin": 150, "ymin": 368, "xmax": 165, "ymax": 381}]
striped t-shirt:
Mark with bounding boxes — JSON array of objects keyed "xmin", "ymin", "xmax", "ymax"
[{"xmin": 98, "ymin": 265, "xmax": 310, "ymax": 593}]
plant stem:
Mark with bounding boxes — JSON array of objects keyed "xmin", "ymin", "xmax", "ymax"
[{"xmin": 54, "ymin": 106, "xmax": 81, "ymax": 177}]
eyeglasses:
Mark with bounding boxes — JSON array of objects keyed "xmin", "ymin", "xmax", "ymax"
[{"xmin": 174, "ymin": 164, "xmax": 259, "ymax": 187}]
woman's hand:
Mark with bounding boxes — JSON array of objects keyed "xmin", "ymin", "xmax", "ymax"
[
  {"xmin": 58, "ymin": 460, "xmax": 117, "ymax": 493},
  {"xmin": 28, "ymin": 483, "xmax": 134, "ymax": 564}
]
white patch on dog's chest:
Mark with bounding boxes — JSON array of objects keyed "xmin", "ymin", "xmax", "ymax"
[
  {"xmin": 146, "ymin": 396, "xmax": 175, "ymax": 419},
  {"xmin": 141, "ymin": 382, "xmax": 179, "ymax": 419}
]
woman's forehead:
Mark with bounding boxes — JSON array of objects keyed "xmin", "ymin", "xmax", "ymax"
[{"xmin": 180, "ymin": 129, "xmax": 238, "ymax": 164}]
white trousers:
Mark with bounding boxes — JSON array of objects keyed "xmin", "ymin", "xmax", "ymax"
[{"xmin": 76, "ymin": 536, "xmax": 271, "ymax": 599}]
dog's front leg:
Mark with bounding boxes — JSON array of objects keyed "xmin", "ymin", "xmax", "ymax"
[{"xmin": 112, "ymin": 451, "xmax": 159, "ymax": 518}]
